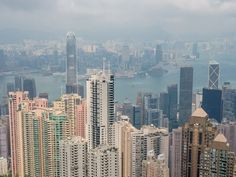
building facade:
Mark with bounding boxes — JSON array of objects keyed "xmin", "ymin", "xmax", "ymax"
[{"xmin": 179, "ymin": 67, "xmax": 193, "ymax": 124}]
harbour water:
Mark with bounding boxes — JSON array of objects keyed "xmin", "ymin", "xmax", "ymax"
[{"xmin": 0, "ymin": 52, "xmax": 236, "ymax": 103}]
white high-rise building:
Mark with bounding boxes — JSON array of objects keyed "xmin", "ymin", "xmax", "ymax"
[
  {"xmin": 60, "ymin": 136, "xmax": 87, "ymax": 177},
  {"xmin": 87, "ymin": 145, "xmax": 120, "ymax": 177},
  {"xmin": 86, "ymin": 69, "xmax": 114, "ymax": 149},
  {"xmin": 208, "ymin": 60, "xmax": 219, "ymax": 89}
]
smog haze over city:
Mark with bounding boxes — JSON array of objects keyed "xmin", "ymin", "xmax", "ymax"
[
  {"xmin": 0, "ymin": 1, "xmax": 236, "ymax": 177},
  {"xmin": 0, "ymin": 0, "xmax": 236, "ymax": 41}
]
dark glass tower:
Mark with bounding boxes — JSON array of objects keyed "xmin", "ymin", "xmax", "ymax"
[
  {"xmin": 167, "ymin": 84, "xmax": 178, "ymax": 130},
  {"xmin": 179, "ymin": 67, "xmax": 193, "ymax": 124},
  {"xmin": 202, "ymin": 88, "xmax": 223, "ymax": 123},
  {"xmin": 23, "ymin": 78, "xmax": 36, "ymax": 99}
]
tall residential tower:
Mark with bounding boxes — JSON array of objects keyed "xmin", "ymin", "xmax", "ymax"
[{"xmin": 86, "ymin": 69, "xmax": 114, "ymax": 149}]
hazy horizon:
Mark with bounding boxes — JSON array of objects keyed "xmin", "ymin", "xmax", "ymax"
[{"xmin": 0, "ymin": 0, "xmax": 236, "ymax": 42}]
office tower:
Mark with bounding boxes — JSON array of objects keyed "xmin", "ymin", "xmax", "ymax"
[
  {"xmin": 200, "ymin": 133, "xmax": 236, "ymax": 177},
  {"xmin": 179, "ymin": 66, "xmax": 193, "ymax": 124},
  {"xmin": 39, "ymin": 92, "xmax": 49, "ymax": 99},
  {"xmin": 202, "ymin": 88, "xmax": 223, "ymax": 122},
  {"xmin": 159, "ymin": 92, "xmax": 169, "ymax": 116},
  {"xmin": 23, "ymin": 78, "xmax": 36, "ymax": 99},
  {"xmin": 66, "ymin": 83, "xmax": 78, "ymax": 94},
  {"xmin": 86, "ymin": 70, "xmax": 114, "ymax": 149},
  {"xmin": 192, "ymin": 42, "xmax": 199, "ymax": 59},
  {"xmin": 155, "ymin": 44, "xmax": 163, "ymax": 64},
  {"xmin": 121, "ymin": 101, "xmax": 133, "ymax": 121},
  {"xmin": 146, "ymin": 109, "xmax": 163, "ymax": 127},
  {"xmin": 181, "ymin": 108, "xmax": 217, "ymax": 177},
  {"xmin": 144, "ymin": 94, "xmax": 158, "ymax": 109},
  {"xmin": 53, "ymin": 94, "xmax": 81, "ymax": 136},
  {"xmin": 167, "ymin": 84, "xmax": 178, "ymax": 130},
  {"xmin": 218, "ymin": 122, "xmax": 236, "ymax": 153},
  {"xmin": 142, "ymin": 152, "xmax": 169, "ymax": 177},
  {"xmin": 14, "ymin": 76, "xmax": 23, "ymax": 91},
  {"xmin": 87, "ymin": 145, "xmax": 120, "ymax": 177},
  {"xmin": 170, "ymin": 127, "xmax": 182, "ymax": 177},
  {"xmin": 60, "ymin": 136, "xmax": 87, "ymax": 177},
  {"xmin": 75, "ymin": 99, "xmax": 86, "ymax": 138},
  {"xmin": 0, "ymin": 157, "xmax": 8, "ymax": 176},
  {"xmin": 208, "ymin": 60, "xmax": 219, "ymax": 89},
  {"xmin": 0, "ymin": 117, "xmax": 9, "ymax": 158},
  {"xmin": 222, "ymin": 82, "xmax": 236, "ymax": 121},
  {"xmin": 77, "ymin": 84, "xmax": 84, "ymax": 98},
  {"xmin": 132, "ymin": 105, "xmax": 142, "ymax": 129},
  {"xmin": 8, "ymin": 91, "xmax": 29, "ymax": 177},
  {"xmin": 66, "ymin": 32, "xmax": 77, "ymax": 86},
  {"xmin": 7, "ymin": 82, "xmax": 15, "ymax": 93},
  {"xmin": 110, "ymin": 118, "xmax": 137, "ymax": 177}
]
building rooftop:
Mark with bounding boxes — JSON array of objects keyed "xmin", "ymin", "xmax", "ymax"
[
  {"xmin": 209, "ymin": 60, "xmax": 219, "ymax": 65},
  {"xmin": 191, "ymin": 108, "xmax": 208, "ymax": 118},
  {"xmin": 214, "ymin": 133, "xmax": 227, "ymax": 143}
]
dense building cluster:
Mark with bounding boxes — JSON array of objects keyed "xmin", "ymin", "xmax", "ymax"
[{"xmin": 0, "ymin": 33, "xmax": 235, "ymax": 177}]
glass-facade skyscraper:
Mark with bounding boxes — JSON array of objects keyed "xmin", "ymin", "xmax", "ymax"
[{"xmin": 179, "ymin": 67, "xmax": 193, "ymax": 124}]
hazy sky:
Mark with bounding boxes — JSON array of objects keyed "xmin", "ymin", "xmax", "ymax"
[{"xmin": 0, "ymin": 0, "xmax": 236, "ymax": 40}]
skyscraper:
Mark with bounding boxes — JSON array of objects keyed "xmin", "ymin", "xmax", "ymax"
[
  {"xmin": 222, "ymin": 82, "xmax": 236, "ymax": 121},
  {"xmin": 202, "ymin": 88, "xmax": 223, "ymax": 122},
  {"xmin": 60, "ymin": 136, "xmax": 87, "ymax": 177},
  {"xmin": 208, "ymin": 60, "xmax": 219, "ymax": 89},
  {"xmin": 23, "ymin": 78, "xmax": 36, "ymax": 99},
  {"xmin": 170, "ymin": 127, "xmax": 182, "ymax": 177},
  {"xmin": 167, "ymin": 84, "xmax": 178, "ymax": 130},
  {"xmin": 0, "ymin": 117, "xmax": 9, "ymax": 159},
  {"xmin": 110, "ymin": 118, "xmax": 137, "ymax": 177},
  {"xmin": 14, "ymin": 76, "xmax": 23, "ymax": 91},
  {"xmin": 200, "ymin": 133, "xmax": 236, "ymax": 177},
  {"xmin": 8, "ymin": 91, "xmax": 29, "ymax": 177},
  {"xmin": 66, "ymin": 32, "xmax": 77, "ymax": 93},
  {"xmin": 181, "ymin": 108, "xmax": 217, "ymax": 177},
  {"xmin": 53, "ymin": 94, "xmax": 82, "ymax": 136},
  {"xmin": 86, "ymin": 69, "xmax": 114, "ymax": 149},
  {"xmin": 179, "ymin": 67, "xmax": 193, "ymax": 124}
]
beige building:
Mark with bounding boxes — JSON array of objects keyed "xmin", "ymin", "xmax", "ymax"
[
  {"xmin": 53, "ymin": 94, "xmax": 81, "ymax": 136},
  {"xmin": 181, "ymin": 108, "xmax": 218, "ymax": 177},
  {"xmin": 200, "ymin": 133, "xmax": 236, "ymax": 177},
  {"xmin": 110, "ymin": 117, "xmax": 137, "ymax": 177},
  {"xmin": 87, "ymin": 145, "xmax": 120, "ymax": 177},
  {"xmin": 60, "ymin": 136, "xmax": 87, "ymax": 177},
  {"xmin": 142, "ymin": 151, "xmax": 169, "ymax": 177}
]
